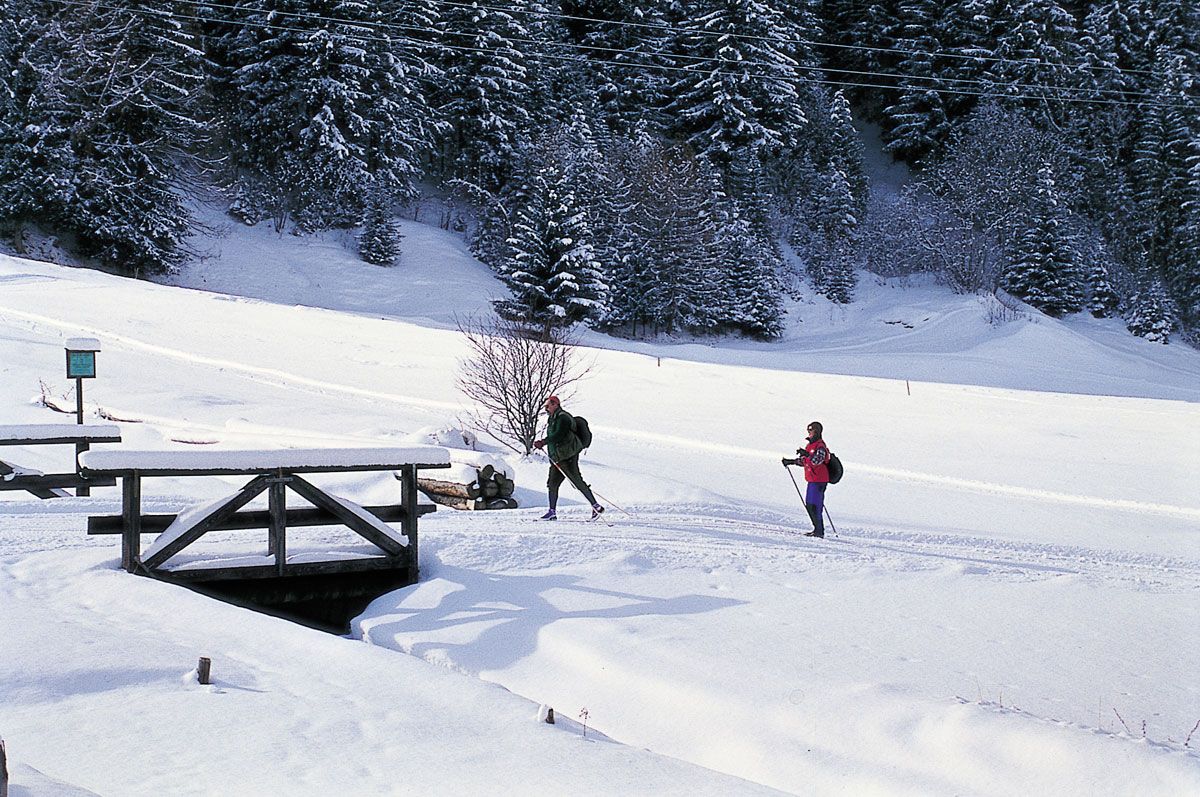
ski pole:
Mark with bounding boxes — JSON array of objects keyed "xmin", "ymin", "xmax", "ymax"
[
  {"xmin": 550, "ymin": 456, "xmax": 635, "ymax": 518},
  {"xmin": 785, "ymin": 461, "xmax": 838, "ymax": 537},
  {"xmin": 823, "ymin": 505, "xmax": 839, "ymax": 537},
  {"xmin": 783, "ymin": 460, "xmax": 806, "ymax": 503}
]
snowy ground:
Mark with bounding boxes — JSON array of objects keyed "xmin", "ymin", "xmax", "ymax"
[{"xmin": 1, "ymin": 217, "xmax": 1199, "ymax": 795}]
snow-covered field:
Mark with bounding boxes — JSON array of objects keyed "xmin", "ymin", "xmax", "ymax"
[{"xmin": 2, "ymin": 218, "xmax": 1199, "ymax": 795}]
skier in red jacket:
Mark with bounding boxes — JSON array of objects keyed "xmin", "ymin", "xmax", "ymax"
[{"xmin": 782, "ymin": 421, "xmax": 830, "ymax": 537}]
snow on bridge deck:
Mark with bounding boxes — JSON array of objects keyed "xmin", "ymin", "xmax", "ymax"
[
  {"xmin": 80, "ymin": 445, "xmax": 451, "ymax": 475},
  {"xmin": 0, "ymin": 423, "xmax": 122, "ymax": 443}
]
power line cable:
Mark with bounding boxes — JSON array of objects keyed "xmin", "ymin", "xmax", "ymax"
[
  {"xmin": 421, "ymin": 0, "xmax": 1188, "ymax": 81},
  {"xmin": 169, "ymin": 0, "xmax": 1170, "ymax": 103},
  {"xmin": 159, "ymin": 0, "xmax": 1193, "ymax": 98},
  {"xmin": 49, "ymin": 0, "xmax": 1199, "ymax": 111}
]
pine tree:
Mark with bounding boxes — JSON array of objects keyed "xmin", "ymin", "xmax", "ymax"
[
  {"xmin": 1128, "ymin": 51, "xmax": 1197, "ymax": 328},
  {"xmin": 1125, "ymin": 279, "xmax": 1175, "ymax": 342},
  {"xmin": 359, "ymin": 189, "xmax": 403, "ymax": 266},
  {"xmin": 664, "ymin": 0, "xmax": 809, "ymax": 188},
  {"xmin": 0, "ymin": 7, "xmax": 69, "ymax": 247},
  {"xmin": 1086, "ymin": 260, "xmax": 1121, "ymax": 318},
  {"xmin": 221, "ymin": 0, "xmax": 434, "ymax": 231},
  {"xmin": 811, "ymin": 167, "xmax": 859, "ymax": 303},
  {"xmin": 881, "ymin": 0, "xmax": 953, "ymax": 163},
  {"xmin": 7, "ymin": 2, "xmax": 207, "ymax": 274},
  {"xmin": 564, "ymin": 0, "xmax": 672, "ymax": 137},
  {"xmin": 495, "ymin": 166, "xmax": 607, "ymax": 337},
  {"xmin": 598, "ymin": 143, "xmax": 727, "ymax": 336},
  {"xmin": 720, "ymin": 209, "xmax": 785, "ymax": 338},
  {"xmin": 823, "ymin": 0, "xmax": 901, "ymax": 110},
  {"xmin": 1001, "ymin": 166, "xmax": 1084, "ymax": 316},
  {"xmin": 982, "ymin": 0, "xmax": 1083, "ymax": 129},
  {"xmin": 1165, "ymin": 145, "xmax": 1200, "ymax": 327},
  {"xmin": 827, "ymin": 91, "xmax": 869, "ymax": 217},
  {"xmin": 434, "ymin": 1, "xmax": 536, "ymax": 192}
]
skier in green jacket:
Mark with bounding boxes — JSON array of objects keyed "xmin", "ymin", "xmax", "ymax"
[{"xmin": 533, "ymin": 395, "xmax": 603, "ymax": 520}]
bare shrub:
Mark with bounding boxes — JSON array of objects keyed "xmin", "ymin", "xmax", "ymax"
[
  {"xmin": 982, "ymin": 294, "xmax": 1026, "ymax": 326},
  {"xmin": 456, "ymin": 315, "xmax": 592, "ymax": 455},
  {"xmin": 862, "ymin": 187, "xmax": 1002, "ymax": 293}
]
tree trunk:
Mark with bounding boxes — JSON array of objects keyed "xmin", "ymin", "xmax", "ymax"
[{"xmin": 417, "ymin": 477, "xmax": 482, "ymax": 500}]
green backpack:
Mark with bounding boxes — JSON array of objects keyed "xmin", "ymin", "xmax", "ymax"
[{"xmin": 573, "ymin": 415, "xmax": 593, "ymax": 449}]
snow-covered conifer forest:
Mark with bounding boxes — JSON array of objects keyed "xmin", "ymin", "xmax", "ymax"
[
  {"xmin": 1, "ymin": 0, "xmax": 1197, "ymax": 342},
  {"xmin": 3, "ymin": 3, "xmax": 1200, "ymax": 795}
]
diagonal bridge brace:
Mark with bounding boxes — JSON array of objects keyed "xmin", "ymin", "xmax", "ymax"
[
  {"xmin": 285, "ymin": 474, "xmax": 406, "ymax": 557},
  {"xmin": 142, "ymin": 474, "xmax": 274, "ymax": 570}
]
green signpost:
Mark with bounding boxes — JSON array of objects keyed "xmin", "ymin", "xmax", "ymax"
[
  {"xmin": 66, "ymin": 350, "xmax": 96, "ymax": 379},
  {"xmin": 64, "ymin": 338, "xmax": 101, "ymax": 495}
]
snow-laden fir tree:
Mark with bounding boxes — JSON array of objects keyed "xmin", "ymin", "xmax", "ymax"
[
  {"xmin": 220, "ymin": 0, "xmax": 435, "ymax": 231},
  {"xmin": 881, "ymin": 0, "xmax": 954, "ymax": 163},
  {"xmin": 809, "ymin": 167, "xmax": 859, "ymax": 303},
  {"xmin": 359, "ymin": 188, "xmax": 403, "ymax": 266},
  {"xmin": 495, "ymin": 165, "xmax": 608, "ymax": 338},
  {"xmin": 597, "ymin": 143, "xmax": 727, "ymax": 336},
  {"xmin": 825, "ymin": 91, "xmax": 869, "ymax": 218},
  {"xmin": 1165, "ymin": 145, "xmax": 1200, "ymax": 327},
  {"xmin": 4, "ymin": 1, "xmax": 206, "ymax": 274},
  {"xmin": 823, "ymin": 0, "xmax": 899, "ymax": 77},
  {"xmin": 1126, "ymin": 51, "xmax": 1199, "ymax": 331},
  {"xmin": 593, "ymin": 140, "xmax": 652, "ymax": 334},
  {"xmin": 560, "ymin": 1, "xmax": 671, "ymax": 137},
  {"xmin": 664, "ymin": 0, "xmax": 808, "ymax": 191},
  {"xmin": 0, "ymin": 7, "xmax": 68, "ymax": 249},
  {"xmin": 982, "ymin": 0, "xmax": 1083, "ymax": 128},
  {"xmin": 1001, "ymin": 165, "xmax": 1084, "ymax": 316},
  {"xmin": 434, "ymin": 1, "xmax": 537, "ymax": 192},
  {"xmin": 1086, "ymin": 259, "xmax": 1121, "ymax": 318},
  {"xmin": 718, "ymin": 215, "xmax": 786, "ymax": 337},
  {"xmin": 1125, "ymin": 278, "xmax": 1175, "ymax": 342}
]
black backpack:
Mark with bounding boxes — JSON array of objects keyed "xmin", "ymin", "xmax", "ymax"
[
  {"xmin": 573, "ymin": 415, "xmax": 593, "ymax": 449},
  {"xmin": 827, "ymin": 451, "xmax": 844, "ymax": 484}
]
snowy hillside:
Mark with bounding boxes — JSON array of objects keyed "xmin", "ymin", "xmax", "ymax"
[{"xmin": 1, "ymin": 221, "xmax": 1199, "ymax": 796}]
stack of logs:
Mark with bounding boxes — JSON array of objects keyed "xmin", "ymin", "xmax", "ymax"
[{"xmin": 416, "ymin": 464, "xmax": 517, "ymax": 510}]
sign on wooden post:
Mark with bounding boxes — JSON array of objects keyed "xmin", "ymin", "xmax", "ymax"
[{"xmin": 65, "ymin": 338, "xmax": 100, "ymax": 380}]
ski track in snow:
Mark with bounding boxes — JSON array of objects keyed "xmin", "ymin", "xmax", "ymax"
[
  {"xmin": 0, "ymin": 303, "xmax": 460, "ymax": 414},
  {"xmin": 7, "ymin": 496, "xmax": 1195, "ymax": 595},
  {"xmin": 4, "ymin": 301, "xmax": 1196, "ymax": 527},
  {"xmin": 418, "ymin": 506, "xmax": 1200, "ymax": 596}
]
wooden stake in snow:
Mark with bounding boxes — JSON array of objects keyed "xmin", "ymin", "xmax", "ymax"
[
  {"xmin": 545, "ymin": 707, "xmax": 555, "ymax": 725},
  {"xmin": 1, "ymin": 736, "xmax": 9, "ymax": 797},
  {"xmin": 197, "ymin": 657, "xmax": 212, "ymax": 685}
]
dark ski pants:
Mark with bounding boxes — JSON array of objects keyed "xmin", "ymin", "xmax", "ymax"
[
  {"xmin": 805, "ymin": 482, "xmax": 827, "ymax": 534},
  {"xmin": 548, "ymin": 455, "xmax": 597, "ymax": 509}
]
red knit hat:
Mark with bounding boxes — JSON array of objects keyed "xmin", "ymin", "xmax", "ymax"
[{"xmin": 546, "ymin": 395, "xmax": 560, "ymax": 406}]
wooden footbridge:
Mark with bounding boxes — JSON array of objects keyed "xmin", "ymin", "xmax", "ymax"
[{"xmin": 79, "ymin": 445, "xmax": 451, "ymax": 629}]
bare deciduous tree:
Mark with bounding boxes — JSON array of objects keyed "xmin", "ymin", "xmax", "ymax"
[
  {"xmin": 456, "ymin": 315, "xmax": 592, "ymax": 455},
  {"xmin": 862, "ymin": 188, "xmax": 1002, "ymax": 294}
]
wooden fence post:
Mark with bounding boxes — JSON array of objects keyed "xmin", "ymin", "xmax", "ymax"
[
  {"xmin": 121, "ymin": 474, "xmax": 142, "ymax": 572},
  {"xmin": 1, "ymin": 736, "xmax": 9, "ymax": 797},
  {"xmin": 197, "ymin": 657, "xmax": 212, "ymax": 685},
  {"xmin": 401, "ymin": 465, "xmax": 418, "ymax": 580},
  {"xmin": 268, "ymin": 474, "xmax": 287, "ymax": 576},
  {"xmin": 76, "ymin": 441, "xmax": 90, "ymax": 497}
]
